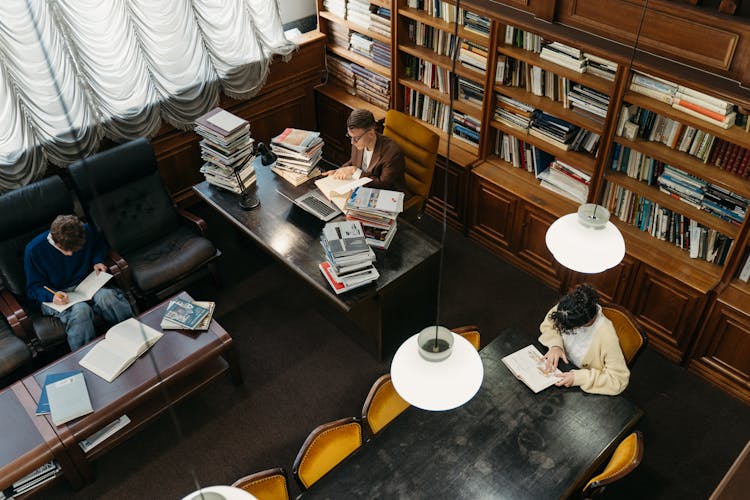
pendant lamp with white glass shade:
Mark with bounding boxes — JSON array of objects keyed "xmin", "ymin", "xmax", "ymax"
[
  {"xmin": 181, "ymin": 486, "xmax": 257, "ymax": 500},
  {"xmin": 545, "ymin": 204, "xmax": 625, "ymax": 274},
  {"xmin": 389, "ymin": 0, "xmax": 484, "ymax": 412}
]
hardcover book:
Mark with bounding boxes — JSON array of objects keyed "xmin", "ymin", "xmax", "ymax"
[
  {"xmin": 46, "ymin": 371, "xmax": 94, "ymax": 426},
  {"xmin": 161, "ymin": 299, "xmax": 210, "ymax": 329},
  {"xmin": 160, "ymin": 300, "xmax": 215, "ymax": 330}
]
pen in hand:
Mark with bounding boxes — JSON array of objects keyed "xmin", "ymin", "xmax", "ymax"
[{"xmin": 44, "ymin": 286, "xmax": 68, "ymax": 304}]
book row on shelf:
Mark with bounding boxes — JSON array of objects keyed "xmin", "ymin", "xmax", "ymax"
[
  {"xmin": 327, "ymin": 54, "xmax": 391, "ymax": 109},
  {"xmin": 327, "ymin": 21, "xmax": 389, "ymax": 69},
  {"xmin": 404, "ymin": 88, "xmax": 482, "ymax": 147},
  {"xmin": 408, "ymin": 20, "xmax": 459, "ymax": 58},
  {"xmin": 403, "ymin": 54, "xmax": 485, "ymax": 108},
  {"xmin": 602, "ymin": 181, "xmax": 734, "ymax": 265},
  {"xmin": 628, "ymin": 71, "xmax": 749, "ymax": 131},
  {"xmin": 610, "ymin": 145, "xmax": 749, "ymax": 226}
]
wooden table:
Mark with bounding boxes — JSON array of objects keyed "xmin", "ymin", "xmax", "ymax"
[
  {"xmin": 0, "ymin": 383, "xmax": 82, "ymax": 497},
  {"xmin": 20, "ymin": 291, "xmax": 239, "ymax": 486},
  {"xmin": 300, "ymin": 328, "xmax": 644, "ymax": 499},
  {"xmin": 193, "ymin": 159, "xmax": 441, "ymax": 358}
]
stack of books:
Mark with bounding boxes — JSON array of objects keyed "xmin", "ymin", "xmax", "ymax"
[
  {"xmin": 536, "ymin": 160, "xmax": 590, "ymax": 204},
  {"xmin": 327, "ymin": 54, "xmax": 356, "ymax": 95},
  {"xmin": 540, "ymin": 42, "xmax": 586, "ymax": 73},
  {"xmin": 629, "ymin": 72, "xmax": 678, "ymax": 104},
  {"xmin": 462, "ymin": 11, "xmax": 490, "ymax": 36},
  {"xmin": 657, "ymin": 165, "xmax": 706, "ymax": 209},
  {"xmin": 494, "ymin": 93, "xmax": 534, "ymax": 131},
  {"xmin": 346, "ymin": 0, "xmax": 370, "ymax": 28},
  {"xmin": 529, "ymin": 111, "xmax": 580, "ymax": 151},
  {"xmin": 319, "ymin": 220, "xmax": 379, "ymax": 294},
  {"xmin": 327, "ymin": 22, "xmax": 350, "ymax": 50},
  {"xmin": 270, "ymin": 128, "xmax": 324, "ymax": 185},
  {"xmin": 350, "ymin": 32, "xmax": 374, "ymax": 60},
  {"xmin": 457, "ymin": 77, "xmax": 484, "ymax": 106},
  {"xmin": 567, "ymin": 83, "xmax": 610, "ymax": 120},
  {"xmin": 345, "ymin": 186, "xmax": 404, "ymax": 249},
  {"xmin": 453, "ymin": 112, "xmax": 481, "ymax": 146},
  {"xmin": 160, "ymin": 298, "xmax": 215, "ymax": 330},
  {"xmin": 6, "ymin": 461, "xmax": 61, "ymax": 497},
  {"xmin": 195, "ymin": 108, "xmax": 255, "ymax": 194},
  {"xmin": 459, "ymin": 40, "xmax": 488, "ymax": 72},
  {"xmin": 672, "ymin": 86, "xmax": 737, "ymax": 130},
  {"xmin": 323, "ymin": 0, "xmax": 346, "ymax": 18},
  {"xmin": 702, "ymin": 184, "xmax": 748, "ymax": 226},
  {"xmin": 351, "ymin": 63, "xmax": 391, "ymax": 109},
  {"xmin": 584, "ymin": 53, "xmax": 617, "ymax": 81},
  {"xmin": 370, "ymin": 6, "xmax": 391, "ymax": 37},
  {"xmin": 708, "ymin": 139, "xmax": 750, "ymax": 176},
  {"xmin": 371, "ymin": 40, "xmax": 391, "ymax": 68}
]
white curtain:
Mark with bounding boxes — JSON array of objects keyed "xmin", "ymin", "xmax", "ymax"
[{"xmin": 0, "ymin": 0, "xmax": 296, "ymax": 191}]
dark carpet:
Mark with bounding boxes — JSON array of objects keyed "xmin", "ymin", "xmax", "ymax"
[{"xmin": 38, "ymin": 205, "xmax": 750, "ymax": 499}]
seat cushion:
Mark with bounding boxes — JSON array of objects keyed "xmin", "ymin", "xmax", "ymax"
[
  {"xmin": 0, "ymin": 324, "xmax": 32, "ymax": 377},
  {"xmin": 126, "ymin": 225, "xmax": 216, "ymax": 293},
  {"xmin": 29, "ymin": 310, "xmax": 68, "ymax": 348}
]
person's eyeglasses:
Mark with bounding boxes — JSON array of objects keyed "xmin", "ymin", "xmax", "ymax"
[{"xmin": 346, "ymin": 131, "xmax": 367, "ymax": 143}]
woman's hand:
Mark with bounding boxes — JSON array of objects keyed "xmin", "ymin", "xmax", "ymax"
[
  {"xmin": 323, "ymin": 166, "xmax": 358, "ymax": 180},
  {"xmin": 543, "ymin": 346, "xmax": 568, "ymax": 371},
  {"xmin": 554, "ymin": 371, "xmax": 575, "ymax": 387}
]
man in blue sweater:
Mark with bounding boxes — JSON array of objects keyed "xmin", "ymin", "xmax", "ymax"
[{"xmin": 24, "ymin": 215, "xmax": 133, "ymax": 350}]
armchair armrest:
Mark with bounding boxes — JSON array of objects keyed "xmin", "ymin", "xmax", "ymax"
[
  {"xmin": 450, "ymin": 325, "xmax": 479, "ymax": 334},
  {"xmin": 177, "ymin": 208, "xmax": 208, "ymax": 236},
  {"xmin": 106, "ymin": 250, "xmax": 140, "ymax": 314},
  {"xmin": 0, "ymin": 290, "xmax": 32, "ymax": 342}
]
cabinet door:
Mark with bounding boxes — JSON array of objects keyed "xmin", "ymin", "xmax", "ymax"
[
  {"xmin": 468, "ymin": 177, "xmax": 518, "ymax": 254},
  {"xmin": 689, "ymin": 290, "xmax": 750, "ymax": 404},
  {"xmin": 515, "ymin": 203, "xmax": 566, "ymax": 289},
  {"xmin": 426, "ymin": 160, "xmax": 467, "ymax": 231},
  {"xmin": 565, "ymin": 254, "xmax": 639, "ymax": 304},
  {"xmin": 627, "ymin": 264, "xmax": 707, "ymax": 363},
  {"xmin": 315, "ymin": 91, "xmax": 350, "ymax": 166}
]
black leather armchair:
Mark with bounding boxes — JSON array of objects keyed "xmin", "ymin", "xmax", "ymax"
[
  {"xmin": 69, "ymin": 137, "xmax": 221, "ymax": 305},
  {"xmin": 0, "ymin": 286, "xmax": 33, "ymax": 386},
  {"xmin": 0, "ymin": 176, "xmax": 74, "ymax": 354}
]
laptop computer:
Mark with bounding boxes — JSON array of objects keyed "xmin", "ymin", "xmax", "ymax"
[{"xmin": 276, "ymin": 188, "xmax": 341, "ymax": 221}]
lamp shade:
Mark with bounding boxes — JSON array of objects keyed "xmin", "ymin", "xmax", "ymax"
[
  {"xmin": 181, "ymin": 486, "xmax": 257, "ymax": 500},
  {"xmin": 545, "ymin": 204, "xmax": 625, "ymax": 274},
  {"xmin": 391, "ymin": 330, "xmax": 484, "ymax": 411}
]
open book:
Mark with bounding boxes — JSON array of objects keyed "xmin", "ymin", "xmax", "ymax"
[
  {"xmin": 79, "ymin": 318, "xmax": 163, "ymax": 382},
  {"xmin": 314, "ymin": 175, "xmax": 372, "ymax": 211},
  {"xmin": 43, "ymin": 271, "xmax": 112, "ymax": 312},
  {"xmin": 501, "ymin": 345, "xmax": 563, "ymax": 393}
]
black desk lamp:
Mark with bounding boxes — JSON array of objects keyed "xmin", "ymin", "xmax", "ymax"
[
  {"xmin": 257, "ymin": 142, "xmax": 276, "ymax": 166},
  {"xmin": 234, "ymin": 155, "xmax": 260, "ymax": 210}
]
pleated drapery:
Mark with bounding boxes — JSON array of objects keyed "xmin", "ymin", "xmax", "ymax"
[{"xmin": 0, "ymin": 0, "xmax": 296, "ymax": 191}]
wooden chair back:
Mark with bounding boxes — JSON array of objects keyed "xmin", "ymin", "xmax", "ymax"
[
  {"xmin": 582, "ymin": 431, "xmax": 644, "ymax": 498},
  {"xmin": 362, "ymin": 374, "xmax": 410, "ymax": 437},
  {"xmin": 232, "ymin": 467, "xmax": 289, "ymax": 500},
  {"xmin": 383, "ymin": 109, "xmax": 439, "ymax": 214},
  {"xmin": 293, "ymin": 417, "xmax": 362, "ymax": 490},
  {"xmin": 601, "ymin": 305, "xmax": 647, "ymax": 367},
  {"xmin": 451, "ymin": 325, "xmax": 481, "ymax": 351}
]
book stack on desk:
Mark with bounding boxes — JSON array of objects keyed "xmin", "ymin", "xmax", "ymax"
[
  {"xmin": 345, "ymin": 187, "xmax": 404, "ymax": 250},
  {"xmin": 319, "ymin": 220, "xmax": 379, "ymax": 294},
  {"xmin": 6, "ymin": 460, "xmax": 61, "ymax": 497},
  {"xmin": 160, "ymin": 298, "xmax": 215, "ymax": 330},
  {"xmin": 195, "ymin": 107, "xmax": 256, "ymax": 193},
  {"xmin": 270, "ymin": 128, "xmax": 324, "ymax": 181}
]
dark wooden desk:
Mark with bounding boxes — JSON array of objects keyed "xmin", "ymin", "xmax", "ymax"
[
  {"xmin": 300, "ymin": 328, "xmax": 644, "ymax": 500},
  {"xmin": 0, "ymin": 383, "xmax": 82, "ymax": 496},
  {"xmin": 193, "ymin": 160, "xmax": 440, "ymax": 358},
  {"xmin": 21, "ymin": 291, "xmax": 238, "ymax": 483}
]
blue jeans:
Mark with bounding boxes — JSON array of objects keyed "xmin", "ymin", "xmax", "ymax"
[{"xmin": 42, "ymin": 287, "xmax": 134, "ymax": 351}]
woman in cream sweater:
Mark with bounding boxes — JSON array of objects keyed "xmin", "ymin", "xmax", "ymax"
[{"xmin": 539, "ymin": 284, "xmax": 630, "ymax": 395}]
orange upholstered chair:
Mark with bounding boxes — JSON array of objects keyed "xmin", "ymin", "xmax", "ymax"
[
  {"xmin": 451, "ymin": 325, "xmax": 481, "ymax": 351},
  {"xmin": 601, "ymin": 305, "xmax": 647, "ymax": 366},
  {"xmin": 232, "ymin": 467, "xmax": 289, "ymax": 500},
  {"xmin": 292, "ymin": 417, "xmax": 362, "ymax": 490},
  {"xmin": 582, "ymin": 431, "xmax": 644, "ymax": 498},
  {"xmin": 362, "ymin": 374, "xmax": 410, "ymax": 438},
  {"xmin": 383, "ymin": 109, "xmax": 439, "ymax": 215}
]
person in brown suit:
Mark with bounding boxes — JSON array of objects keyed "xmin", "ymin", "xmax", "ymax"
[{"xmin": 323, "ymin": 109, "xmax": 409, "ymax": 193}]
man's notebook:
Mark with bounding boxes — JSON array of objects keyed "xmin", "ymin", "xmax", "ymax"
[{"xmin": 276, "ymin": 188, "xmax": 341, "ymax": 221}]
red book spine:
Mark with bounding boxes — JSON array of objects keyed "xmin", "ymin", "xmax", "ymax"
[
  {"xmin": 738, "ymin": 148, "xmax": 750, "ymax": 178},
  {"xmin": 722, "ymin": 143, "xmax": 739, "ymax": 171},
  {"xmin": 714, "ymin": 139, "xmax": 730, "ymax": 168},
  {"xmin": 674, "ymin": 98, "xmax": 730, "ymax": 122},
  {"xmin": 728, "ymin": 143, "xmax": 745, "ymax": 173},
  {"xmin": 709, "ymin": 138, "xmax": 726, "ymax": 165}
]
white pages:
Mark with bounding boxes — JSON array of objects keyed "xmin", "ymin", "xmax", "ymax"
[
  {"xmin": 501, "ymin": 344, "xmax": 562, "ymax": 393},
  {"xmin": 315, "ymin": 176, "xmax": 372, "ymax": 211},
  {"xmin": 79, "ymin": 318, "xmax": 163, "ymax": 382},
  {"xmin": 43, "ymin": 271, "xmax": 113, "ymax": 312}
]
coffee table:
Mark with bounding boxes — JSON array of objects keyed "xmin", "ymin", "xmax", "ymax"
[{"xmin": 21, "ymin": 291, "xmax": 239, "ymax": 483}]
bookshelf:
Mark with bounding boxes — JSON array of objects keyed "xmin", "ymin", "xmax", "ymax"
[{"xmin": 314, "ymin": 0, "xmax": 750, "ymax": 401}]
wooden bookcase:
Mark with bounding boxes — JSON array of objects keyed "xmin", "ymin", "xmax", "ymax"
[{"xmin": 313, "ymin": 0, "xmax": 750, "ymax": 402}]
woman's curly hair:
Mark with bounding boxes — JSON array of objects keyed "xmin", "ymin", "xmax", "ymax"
[{"xmin": 549, "ymin": 283, "xmax": 599, "ymax": 334}]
